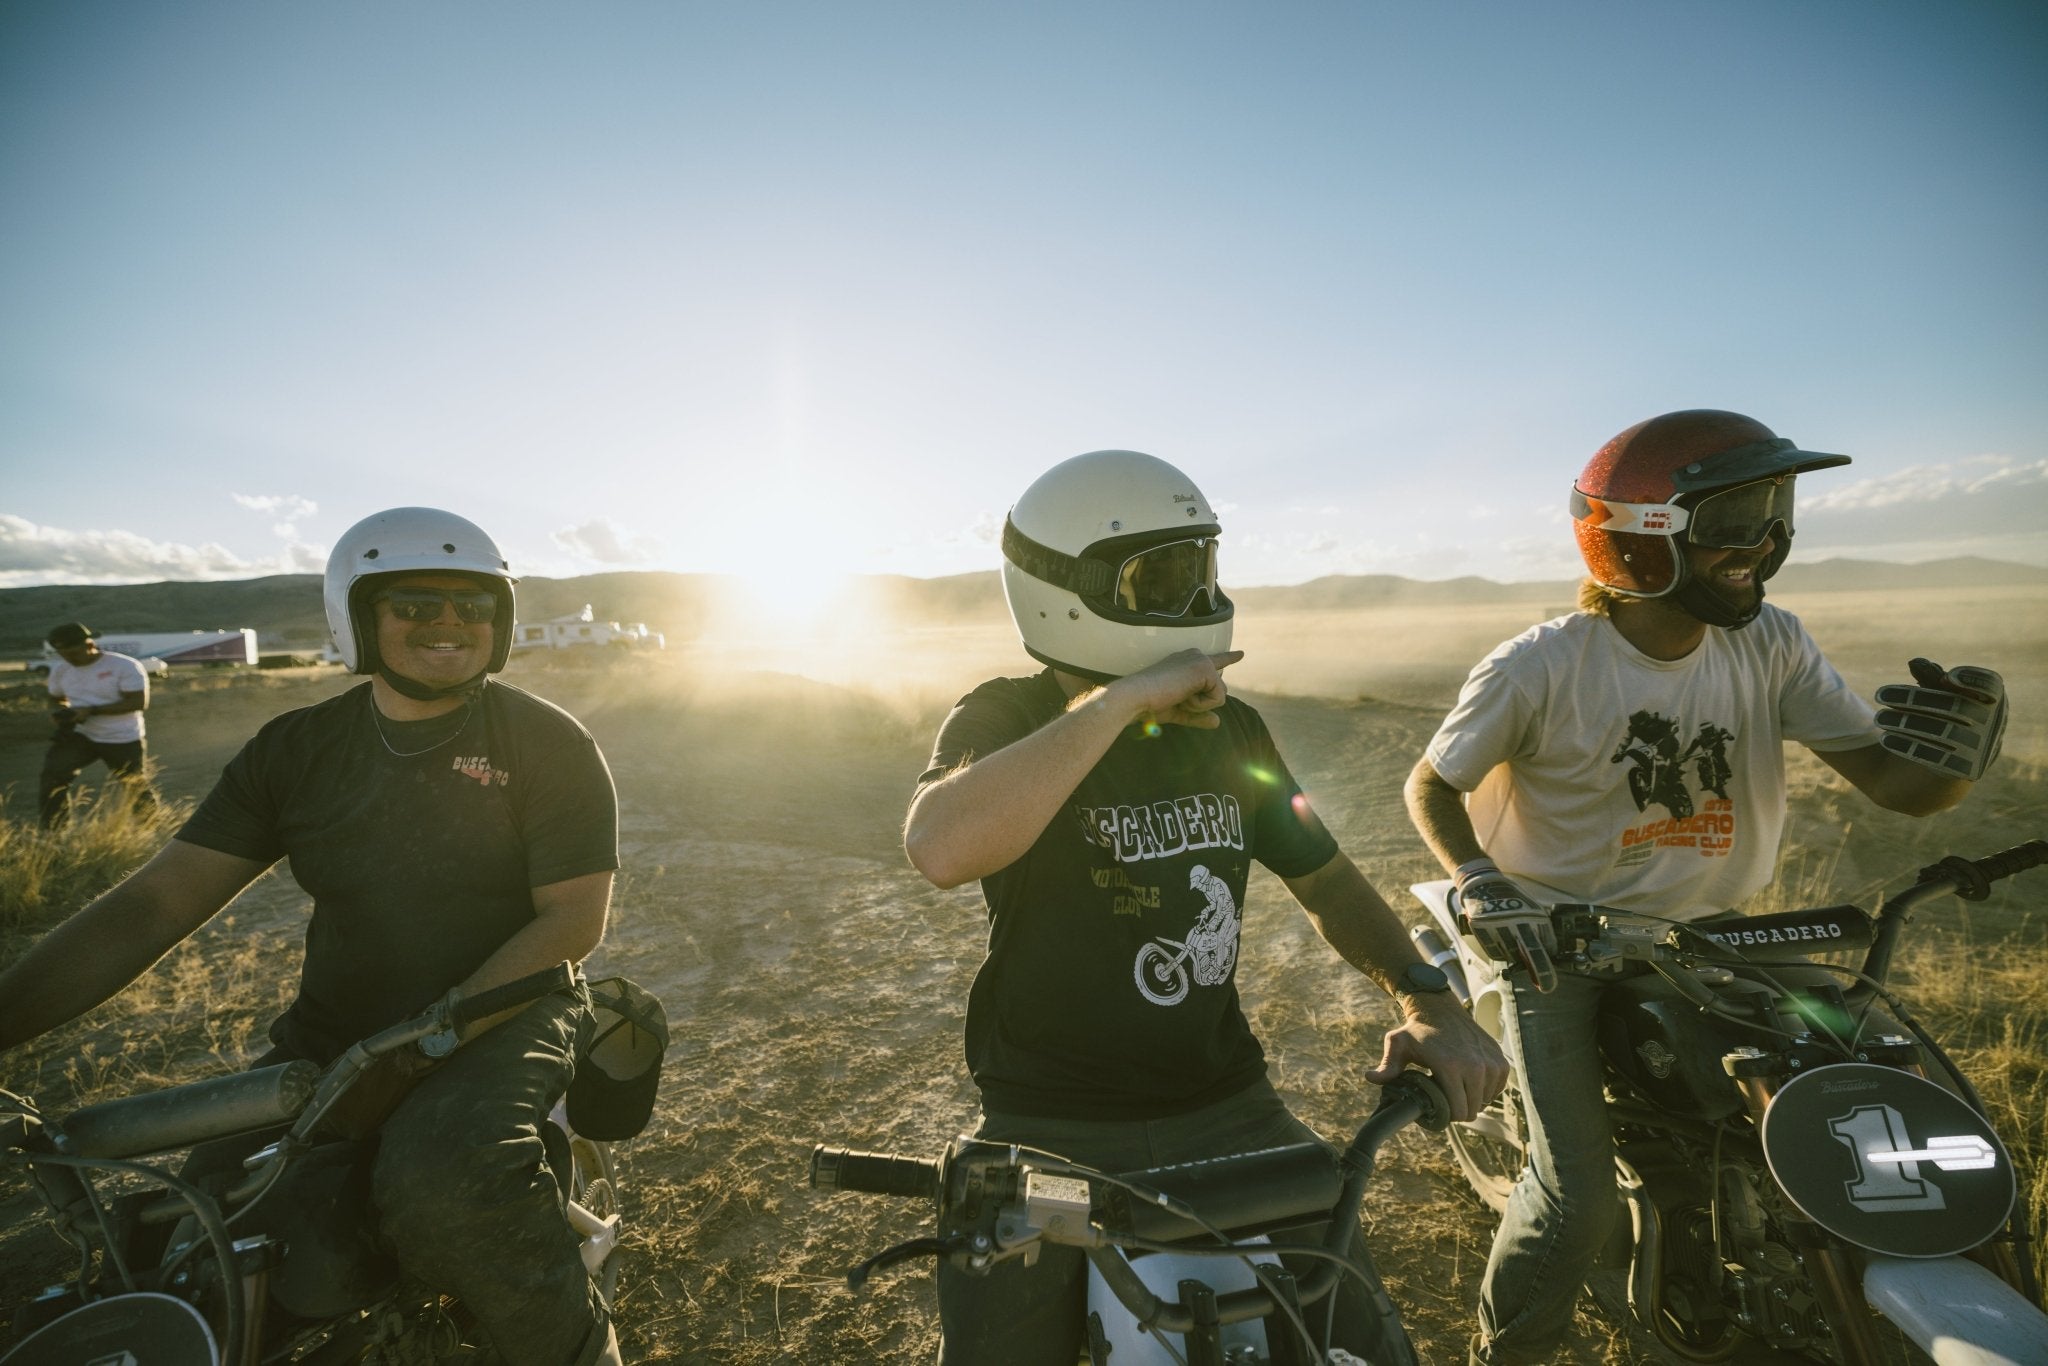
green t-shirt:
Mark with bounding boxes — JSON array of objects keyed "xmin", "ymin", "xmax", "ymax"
[
  {"xmin": 919, "ymin": 670, "xmax": 1338, "ymax": 1120},
  {"xmin": 178, "ymin": 680, "xmax": 618, "ymax": 1062}
]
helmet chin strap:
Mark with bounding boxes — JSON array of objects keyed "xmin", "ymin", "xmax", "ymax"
[
  {"xmin": 1673, "ymin": 564, "xmax": 1768, "ymax": 630},
  {"xmin": 1669, "ymin": 520, "xmax": 1791, "ymax": 630},
  {"xmin": 376, "ymin": 664, "xmax": 489, "ymax": 702}
]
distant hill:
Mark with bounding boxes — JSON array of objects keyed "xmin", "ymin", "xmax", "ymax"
[{"xmin": 2, "ymin": 557, "xmax": 2039, "ymax": 655}]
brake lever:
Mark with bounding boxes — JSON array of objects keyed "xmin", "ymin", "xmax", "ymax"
[{"xmin": 845, "ymin": 1233, "xmax": 977, "ymax": 1290}]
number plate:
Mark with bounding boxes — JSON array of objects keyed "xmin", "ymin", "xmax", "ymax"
[{"xmin": 1761, "ymin": 1063, "xmax": 2014, "ymax": 1258}]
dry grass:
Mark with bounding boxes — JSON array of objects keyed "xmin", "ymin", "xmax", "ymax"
[
  {"xmin": 0, "ymin": 776, "xmax": 191, "ymax": 949},
  {"xmin": 0, "ymin": 592, "xmax": 2043, "ymax": 1362}
]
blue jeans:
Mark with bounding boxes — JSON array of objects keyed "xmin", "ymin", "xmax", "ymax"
[
  {"xmin": 1474, "ymin": 969, "xmax": 1619, "ymax": 1364},
  {"xmin": 936, "ymin": 1077, "xmax": 1405, "ymax": 1366}
]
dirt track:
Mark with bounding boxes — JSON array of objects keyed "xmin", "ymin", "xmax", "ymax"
[{"xmin": 3, "ymin": 594, "xmax": 2044, "ymax": 1362}]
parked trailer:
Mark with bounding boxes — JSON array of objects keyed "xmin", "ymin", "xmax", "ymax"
[
  {"xmin": 511, "ymin": 607, "xmax": 665, "ymax": 652},
  {"xmin": 39, "ymin": 628, "xmax": 259, "ymax": 669}
]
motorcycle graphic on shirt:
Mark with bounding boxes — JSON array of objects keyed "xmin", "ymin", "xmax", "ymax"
[
  {"xmin": 1610, "ymin": 710, "xmax": 1737, "ymax": 819},
  {"xmin": 1133, "ymin": 865, "xmax": 1241, "ymax": 1006}
]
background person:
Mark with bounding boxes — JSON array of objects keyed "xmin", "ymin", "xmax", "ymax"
[
  {"xmin": 1403, "ymin": 409, "xmax": 2006, "ymax": 1365},
  {"xmin": 905, "ymin": 449, "xmax": 1507, "ymax": 1365},
  {"xmin": 0, "ymin": 508, "xmax": 623, "ymax": 1366},
  {"xmin": 37, "ymin": 621, "xmax": 154, "ymax": 828}
]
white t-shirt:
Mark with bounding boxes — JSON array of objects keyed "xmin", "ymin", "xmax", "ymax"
[
  {"xmin": 47, "ymin": 650, "xmax": 150, "ymax": 743},
  {"xmin": 1424, "ymin": 605, "xmax": 1878, "ymax": 921}
]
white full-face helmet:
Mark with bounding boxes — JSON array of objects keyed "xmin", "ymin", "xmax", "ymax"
[
  {"xmin": 323, "ymin": 507, "xmax": 516, "ymax": 678},
  {"xmin": 1001, "ymin": 450, "xmax": 1233, "ymax": 681}
]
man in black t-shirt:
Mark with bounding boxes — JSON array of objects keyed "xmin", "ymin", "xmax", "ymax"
[
  {"xmin": 905, "ymin": 451, "xmax": 1507, "ymax": 1366},
  {"xmin": 0, "ymin": 508, "xmax": 622, "ymax": 1366}
]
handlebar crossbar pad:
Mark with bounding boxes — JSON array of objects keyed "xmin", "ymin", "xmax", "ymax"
[
  {"xmin": 1100, "ymin": 1142, "xmax": 1340, "ymax": 1244},
  {"xmin": 56, "ymin": 1061, "xmax": 320, "ymax": 1159},
  {"xmin": 810, "ymin": 1146, "xmax": 942, "ymax": 1200},
  {"xmin": 452, "ymin": 962, "xmax": 577, "ymax": 1030},
  {"xmin": 1687, "ymin": 905, "xmax": 1874, "ymax": 960}
]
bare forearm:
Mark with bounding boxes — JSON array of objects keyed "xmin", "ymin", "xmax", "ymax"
[
  {"xmin": 1284, "ymin": 855, "xmax": 1429, "ymax": 999},
  {"xmin": 451, "ymin": 872, "xmax": 611, "ymax": 1037},
  {"xmin": 1, "ymin": 891, "xmax": 203, "ymax": 1048},
  {"xmin": 1403, "ymin": 757, "xmax": 1487, "ymax": 874},
  {"xmin": 1816, "ymin": 743, "xmax": 1970, "ymax": 817},
  {"xmin": 905, "ymin": 685, "xmax": 1141, "ymax": 888},
  {"xmin": 80, "ymin": 692, "xmax": 147, "ymax": 718}
]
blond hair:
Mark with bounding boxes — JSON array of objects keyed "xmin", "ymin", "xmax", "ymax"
[{"xmin": 1576, "ymin": 577, "xmax": 1631, "ymax": 617}]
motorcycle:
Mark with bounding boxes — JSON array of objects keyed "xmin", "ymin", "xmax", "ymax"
[
  {"xmin": 809, "ymin": 1071, "xmax": 1453, "ymax": 1365},
  {"xmin": 0, "ymin": 962, "xmax": 625, "ymax": 1366},
  {"xmin": 1409, "ymin": 840, "xmax": 2048, "ymax": 1365}
]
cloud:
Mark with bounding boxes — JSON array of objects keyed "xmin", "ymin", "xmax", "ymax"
[
  {"xmin": 233, "ymin": 492, "xmax": 319, "ymax": 542},
  {"xmin": 232, "ymin": 493, "xmax": 318, "ymax": 522},
  {"xmin": 0, "ymin": 513, "xmax": 327, "ymax": 586},
  {"xmin": 550, "ymin": 518, "xmax": 662, "ymax": 565},
  {"xmin": 1794, "ymin": 455, "xmax": 2048, "ymax": 562},
  {"xmin": 934, "ymin": 512, "xmax": 1002, "ymax": 549}
]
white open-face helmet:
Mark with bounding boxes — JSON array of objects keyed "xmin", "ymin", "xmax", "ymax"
[
  {"xmin": 1001, "ymin": 450, "xmax": 1233, "ymax": 681},
  {"xmin": 323, "ymin": 507, "xmax": 516, "ymax": 675}
]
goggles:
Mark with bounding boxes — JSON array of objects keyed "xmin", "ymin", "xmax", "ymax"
[
  {"xmin": 376, "ymin": 587, "xmax": 501, "ymax": 624},
  {"xmin": 1572, "ymin": 474, "xmax": 1796, "ymax": 551},
  {"xmin": 1114, "ymin": 537, "xmax": 1220, "ymax": 618}
]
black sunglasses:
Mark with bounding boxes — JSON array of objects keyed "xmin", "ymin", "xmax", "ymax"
[{"xmin": 376, "ymin": 588, "xmax": 500, "ymax": 624}]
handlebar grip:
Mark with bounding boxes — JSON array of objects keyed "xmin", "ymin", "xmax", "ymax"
[
  {"xmin": 1922, "ymin": 841, "xmax": 2048, "ymax": 902},
  {"xmin": 452, "ymin": 962, "xmax": 576, "ymax": 1030},
  {"xmin": 810, "ymin": 1145, "xmax": 942, "ymax": 1200},
  {"xmin": 1973, "ymin": 840, "xmax": 2048, "ymax": 883}
]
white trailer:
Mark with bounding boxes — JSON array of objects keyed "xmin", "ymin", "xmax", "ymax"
[
  {"xmin": 39, "ymin": 628, "xmax": 259, "ymax": 669},
  {"xmin": 511, "ymin": 606, "xmax": 665, "ymax": 653}
]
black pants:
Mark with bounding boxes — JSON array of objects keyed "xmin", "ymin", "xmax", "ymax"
[{"xmin": 38, "ymin": 730, "xmax": 152, "ymax": 827}]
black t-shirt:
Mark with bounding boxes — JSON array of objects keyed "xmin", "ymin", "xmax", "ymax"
[
  {"xmin": 918, "ymin": 670, "xmax": 1339, "ymax": 1120},
  {"xmin": 178, "ymin": 680, "xmax": 618, "ymax": 1063}
]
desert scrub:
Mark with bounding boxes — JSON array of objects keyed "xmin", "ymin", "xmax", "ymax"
[{"xmin": 0, "ymin": 778, "xmax": 191, "ymax": 957}]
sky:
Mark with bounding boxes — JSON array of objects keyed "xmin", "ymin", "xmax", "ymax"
[{"xmin": 2, "ymin": 1, "xmax": 2044, "ymax": 596}]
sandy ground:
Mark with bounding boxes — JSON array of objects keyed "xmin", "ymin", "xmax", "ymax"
[{"xmin": 1, "ymin": 585, "xmax": 2043, "ymax": 1363}]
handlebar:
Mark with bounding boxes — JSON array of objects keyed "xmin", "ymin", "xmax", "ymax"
[
  {"xmin": 451, "ymin": 961, "xmax": 578, "ymax": 1032},
  {"xmin": 809, "ymin": 1072, "xmax": 1450, "ymax": 1340},
  {"xmin": 810, "ymin": 1147, "xmax": 942, "ymax": 1201}
]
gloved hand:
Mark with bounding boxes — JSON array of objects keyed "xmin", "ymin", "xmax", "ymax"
[
  {"xmin": 1874, "ymin": 659, "xmax": 2006, "ymax": 781},
  {"xmin": 1456, "ymin": 859, "xmax": 1558, "ymax": 993}
]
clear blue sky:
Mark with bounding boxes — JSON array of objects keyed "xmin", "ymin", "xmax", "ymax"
[{"xmin": 3, "ymin": 0, "xmax": 2043, "ymax": 591}]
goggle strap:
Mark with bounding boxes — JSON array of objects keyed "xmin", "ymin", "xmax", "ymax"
[
  {"xmin": 1002, "ymin": 516, "xmax": 1116, "ymax": 597},
  {"xmin": 1570, "ymin": 488, "xmax": 1690, "ymax": 535}
]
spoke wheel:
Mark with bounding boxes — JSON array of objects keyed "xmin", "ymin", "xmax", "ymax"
[{"xmin": 1448, "ymin": 1074, "xmax": 1527, "ymax": 1215}]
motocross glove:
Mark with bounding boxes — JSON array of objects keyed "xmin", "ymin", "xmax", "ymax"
[
  {"xmin": 1455, "ymin": 859, "xmax": 1558, "ymax": 993},
  {"xmin": 1874, "ymin": 658, "xmax": 2006, "ymax": 781}
]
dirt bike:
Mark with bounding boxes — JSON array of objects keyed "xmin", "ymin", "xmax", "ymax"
[
  {"xmin": 1409, "ymin": 840, "xmax": 2048, "ymax": 1365},
  {"xmin": 0, "ymin": 962, "xmax": 623, "ymax": 1366},
  {"xmin": 809, "ymin": 1070, "xmax": 1452, "ymax": 1365}
]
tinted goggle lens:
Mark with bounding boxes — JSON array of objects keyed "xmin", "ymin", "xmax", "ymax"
[
  {"xmin": 1115, "ymin": 538, "xmax": 1219, "ymax": 617},
  {"xmin": 1689, "ymin": 476, "xmax": 1795, "ymax": 550},
  {"xmin": 378, "ymin": 588, "xmax": 500, "ymax": 623}
]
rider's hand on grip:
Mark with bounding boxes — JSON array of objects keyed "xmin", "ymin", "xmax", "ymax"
[
  {"xmin": 1874, "ymin": 659, "xmax": 2006, "ymax": 781},
  {"xmin": 1456, "ymin": 860, "xmax": 1558, "ymax": 993}
]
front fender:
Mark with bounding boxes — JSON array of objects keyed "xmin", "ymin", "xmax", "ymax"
[{"xmin": 1863, "ymin": 1253, "xmax": 2048, "ymax": 1365}]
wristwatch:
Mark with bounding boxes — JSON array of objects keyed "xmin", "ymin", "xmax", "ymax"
[
  {"xmin": 417, "ymin": 1023, "xmax": 461, "ymax": 1061},
  {"xmin": 1399, "ymin": 961, "xmax": 1453, "ymax": 997}
]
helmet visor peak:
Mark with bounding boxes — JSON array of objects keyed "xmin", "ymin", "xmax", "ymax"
[
  {"xmin": 1688, "ymin": 475, "xmax": 1795, "ymax": 550},
  {"xmin": 1115, "ymin": 537, "xmax": 1219, "ymax": 618}
]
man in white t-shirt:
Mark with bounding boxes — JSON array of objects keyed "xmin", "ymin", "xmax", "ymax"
[
  {"xmin": 39, "ymin": 621, "xmax": 155, "ymax": 828},
  {"xmin": 1403, "ymin": 409, "xmax": 2009, "ymax": 1364}
]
